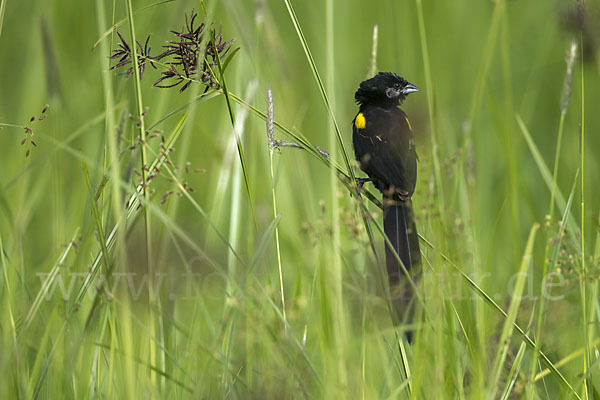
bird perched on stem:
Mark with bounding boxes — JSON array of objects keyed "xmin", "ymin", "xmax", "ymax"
[{"xmin": 352, "ymin": 72, "xmax": 421, "ymax": 322}]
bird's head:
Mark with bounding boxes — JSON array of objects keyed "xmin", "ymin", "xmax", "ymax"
[{"xmin": 355, "ymin": 72, "xmax": 419, "ymax": 106}]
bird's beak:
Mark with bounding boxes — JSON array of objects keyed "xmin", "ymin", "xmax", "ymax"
[{"xmin": 402, "ymin": 82, "xmax": 420, "ymax": 95}]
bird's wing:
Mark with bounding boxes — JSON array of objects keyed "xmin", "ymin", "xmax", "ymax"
[{"xmin": 352, "ymin": 107, "xmax": 417, "ymax": 197}]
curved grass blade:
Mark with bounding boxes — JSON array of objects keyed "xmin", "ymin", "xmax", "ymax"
[
  {"xmin": 0, "ymin": 0, "xmax": 6, "ymax": 40},
  {"xmin": 91, "ymin": 0, "xmax": 176, "ymax": 50},
  {"xmin": 82, "ymin": 162, "xmax": 111, "ymax": 278},
  {"xmin": 533, "ymin": 338, "xmax": 600, "ymax": 383},
  {"xmin": 415, "ymin": 0, "xmax": 445, "ymax": 213},
  {"xmin": 441, "ymin": 252, "xmax": 581, "ymax": 399},
  {"xmin": 488, "ymin": 224, "xmax": 539, "ymax": 398},
  {"xmin": 249, "ymin": 214, "xmax": 281, "ymax": 270},
  {"xmin": 383, "ymin": 335, "xmax": 411, "ymax": 396},
  {"xmin": 500, "ymin": 341, "xmax": 527, "ymax": 400},
  {"xmin": 282, "ymin": 0, "xmax": 356, "ymax": 186},
  {"xmin": 221, "ymin": 47, "xmax": 240, "ymax": 74},
  {"xmin": 21, "ymin": 229, "xmax": 80, "ymax": 330},
  {"xmin": 146, "ymin": 90, "xmax": 219, "ymax": 131},
  {"xmin": 207, "ymin": 20, "xmax": 258, "ymax": 229},
  {"xmin": 528, "ymin": 169, "xmax": 579, "ymax": 396},
  {"xmin": 517, "ymin": 114, "xmax": 579, "ymax": 244},
  {"xmin": 227, "ymin": 93, "xmax": 382, "ymax": 209},
  {"xmin": 228, "ymin": 92, "xmax": 382, "ymax": 262}
]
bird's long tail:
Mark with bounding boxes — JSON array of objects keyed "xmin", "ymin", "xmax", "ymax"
[{"xmin": 383, "ymin": 197, "xmax": 421, "ymax": 312}]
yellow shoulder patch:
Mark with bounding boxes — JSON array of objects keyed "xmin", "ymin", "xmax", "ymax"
[
  {"xmin": 404, "ymin": 116, "xmax": 412, "ymax": 130},
  {"xmin": 355, "ymin": 113, "xmax": 366, "ymax": 129}
]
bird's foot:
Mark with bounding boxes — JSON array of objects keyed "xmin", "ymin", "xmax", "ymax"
[
  {"xmin": 354, "ymin": 177, "xmax": 374, "ymax": 197},
  {"xmin": 383, "ymin": 186, "xmax": 411, "ymax": 203}
]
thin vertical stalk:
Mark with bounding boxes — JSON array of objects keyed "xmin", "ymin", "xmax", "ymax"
[
  {"xmin": 0, "ymin": 233, "xmax": 20, "ymax": 396},
  {"xmin": 579, "ymin": 34, "xmax": 589, "ymax": 400},
  {"xmin": 200, "ymin": 1, "xmax": 258, "ymax": 229},
  {"xmin": 489, "ymin": 224, "xmax": 539, "ymax": 399},
  {"xmin": 368, "ymin": 24, "xmax": 378, "ymax": 78},
  {"xmin": 527, "ymin": 40, "xmax": 577, "ymax": 399},
  {"xmin": 326, "ymin": 0, "xmax": 347, "ymax": 390},
  {"xmin": 415, "ymin": 0, "xmax": 444, "ymax": 212},
  {"xmin": 500, "ymin": 11, "xmax": 519, "ymax": 244},
  {"xmin": 362, "ymin": 22, "xmax": 379, "ymax": 400},
  {"xmin": 282, "ymin": 0, "xmax": 356, "ymax": 186},
  {"xmin": 125, "ymin": 0, "xmax": 156, "ymax": 386},
  {"xmin": 96, "ymin": 0, "xmax": 133, "ymax": 395},
  {"xmin": 0, "ymin": 0, "xmax": 6, "ymax": 40},
  {"xmin": 266, "ymin": 87, "xmax": 286, "ymax": 328},
  {"xmin": 124, "ymin": 0, "xmax": 151, "ymax": 260}
]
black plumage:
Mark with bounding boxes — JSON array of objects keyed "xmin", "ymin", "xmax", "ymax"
[{"xmin": 352, "ymin": 72, "xmax": 421, "ymax": 308}]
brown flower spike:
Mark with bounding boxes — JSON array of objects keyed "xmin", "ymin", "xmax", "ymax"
[{"xmin": 110, "ymin": 10, "xmax": 236, "ymax": 93}]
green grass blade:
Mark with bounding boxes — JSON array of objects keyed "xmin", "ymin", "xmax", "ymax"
[
  {"xmin": 383, "ymin": 335, "xmax": 410, "ymax": 393},
  {"xmin": 500, "ymin": 341, "xmax": 527, "ymax": 400},
  {"xmin": 488, "ymin": 224, "xmax": 539, "ymax": 398},
  {"xmin": 125, "ymin": 0, "xmax": 152, "ymax": 273},
  {"xmin": 446, "ymin": 254, "xmax": 581, "ymax": 399},
  {"xmin": 82, "ymin": 162, "xmax": 111, "ymax": 278},
  {"xmin": 206, "ymin": 15, "xmax": 258, "ymax": 229},
  {"xmin": 266, "ymin": 87, "xmax": 286, "ymax": 327},
  {"xmin": 516, "ymin": 114, "xmax": 579, "ymax": 244},
  {"xmin": 534, "ymin": 338, "xmax": 600, "ymax": 384},
  {"xmin": 417, "ymin": 234, "xmax": 580, "ymax": 398},
  {"xmin": 528, "ymin": 169, "xmax": 579, "ymax": 396},
  {"xmin": 146, "ymin": 91, "xmax": 220, "ymax": 132},
  {"xmin": 578, "ymin": 37, "xmax": 590, "ymax": 399},
  {"xmin": 72, "ymin": 113, "xmax": 189, "ymax": 309},
  {"xmin": 415, "ymin": 0, "xmax": 445, "ymax": 211},
  {"xmin": 21, "ymin": 229, "xmax": 80, "ymax": 330},
  {"xmin": 91, "ymin": 0, "xmax": 176, "ymax": 50},
  {"xmin": 0, "ymin": 0, "xmax": 6, "ymax": 40},
  {"xmin": 249, "ymin": 214, "xmax": 281, "ymax": 270},
  {"xmin": 282, "ymin": 0, "xmax": 356, "ymax": 185}
]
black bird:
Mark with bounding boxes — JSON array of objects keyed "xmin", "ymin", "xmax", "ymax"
[{"xmin": 352, "ymin": 72, "xmax": 421, "ymax": 308}]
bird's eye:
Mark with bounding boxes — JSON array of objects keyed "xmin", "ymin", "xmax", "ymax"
[{"xmin": 393, "ymin": 83, "xmax": 401, "ymax": 90}]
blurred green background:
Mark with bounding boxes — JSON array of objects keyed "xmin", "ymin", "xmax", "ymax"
[{"xmin": 1, "ymin": 0, "xmax": 599, "ymax": 398}]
